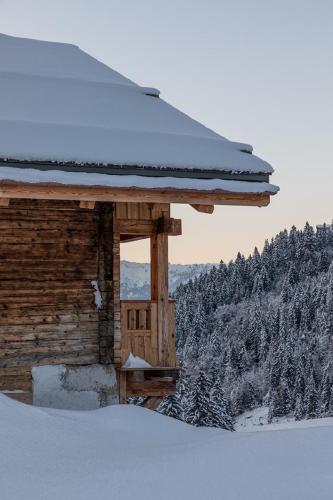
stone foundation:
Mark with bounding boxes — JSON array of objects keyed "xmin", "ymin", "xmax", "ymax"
[{"xmin": 32, "ymin": 364, "xmax": 118, "ymax": 410}]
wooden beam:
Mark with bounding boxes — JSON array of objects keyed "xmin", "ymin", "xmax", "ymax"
[
  {"xmin": 0, "ymin": 198, "xmax": 10, "ymax": 207},
  {"xmin": 191, "ymin": 204, "xmax": 214, "ymax": 214},
  {"xmin": 0, "ymin": 182, "xmax": 272, "ymax": 207},
  {"xmin": 80, "ymin": 200, "xmax": 95, "ymax": 209},
  {"xmin": 157, "ymin": 217, "xmax": 182, "ymax": 236},
  {"xmin": 126, "ymin": 380, "xmax": 176, "ymax": 397},
  {"xmin": 116, "ymin": 218, "xmax": 182, "ymax": 237},
  {"xmin": 143, "ymin": 397, "xmax": 163, "ymax": 410},
  {"xmin": 151, "ymin": 205, "xmax": 170, "ymax": 366},
  {"xmin": 120, "ymin": 235, "xmax": 150, "ymax": 244},
  {"xmin": 116, "ymin": 219, "xmax": 156, "ymax": 235}
]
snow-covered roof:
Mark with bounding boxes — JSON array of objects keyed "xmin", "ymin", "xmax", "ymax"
[{"xmin": 0, "ymin": 34, "xmax": 274, "ymax": 181}]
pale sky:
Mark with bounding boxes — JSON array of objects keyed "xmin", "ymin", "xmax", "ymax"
[{"xmin": 1, "ymin": 0, "xmax": 332, "ymax": 263}]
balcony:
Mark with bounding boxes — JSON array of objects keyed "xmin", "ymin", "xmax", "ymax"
[
  {"xmin": 116, "ymin": 203, "xmax": 180, "ymax": 407},
  {"xmin": 120, "ymin": 299, "xmax": 176, "ymax": 367},
  {"xmin": 119, "ymin": 299, "xmax": 179, "ymax": 406}
]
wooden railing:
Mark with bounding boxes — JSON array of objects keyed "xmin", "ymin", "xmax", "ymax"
[{"xmin": 120, "ymin": 300, "xmax": 176, "ymax": 367}]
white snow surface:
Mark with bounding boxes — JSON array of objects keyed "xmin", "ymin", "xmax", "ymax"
[
  {"xmin": 1, "ymin": 395, "xmax": 333, "ymax": 500},
  {"xmin": 0, "ymin": 33, "xmax": 273, "ymax": 175},
  {"xmin": 122, "ymin": 353, "xmax": 152, "ymax": 369},
  {"xmin": 235, "ymin": 406, "xmax": 333, "ymax": 433},
  {"xmin": 91, "ymin": 280, "xmax": 103, "ymax": 310},
  {"xmin": 0, "ymin": 166, "xmax": 278, "ymax": 194}
]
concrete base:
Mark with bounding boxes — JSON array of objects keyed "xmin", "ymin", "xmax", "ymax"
[{"xmin": 32, "ymin": 364, "xmax": 118, "ymax": 410}]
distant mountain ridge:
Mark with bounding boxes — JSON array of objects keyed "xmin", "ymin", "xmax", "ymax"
[{"xmin": 120, "ymin": 261, "xmax": 215, "ymax": 299}]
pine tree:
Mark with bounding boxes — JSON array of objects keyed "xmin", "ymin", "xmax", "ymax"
[
  {"xmin": 157, "ymin": 393, "xmax": 183, "ymax": 420},
  {"xmin": 185, "ymin": 368, "xmax": 211, "ymax": 427},
  {"xmin": 320, "ymin": 362, "xmax": 333, "ymax": 417},
  {"xmin": 204, "ymin": 378, "xmax": 234, "ymax": 430},
  {"xmin": 195, "ymin": 368, "xmax": 212, "ymax": 426},
  {"xmin": 268, "ymin": 378, "xmax": 290, "ymax": 422},
  {"xmin": 305, "ymin": 371, "xmax": 318, "ymax": 419},
  {"xmin": 294, "ymin": 394, "xmax": 306, "ymax": 421},
  {"xmin": 209, "ymin": 329, "xmax": 223, "ymax": 358}
]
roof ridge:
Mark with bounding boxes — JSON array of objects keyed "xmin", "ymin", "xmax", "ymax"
[{"xmin": 0, "ymin": 32, "xmax": 78, "ymax": 49}]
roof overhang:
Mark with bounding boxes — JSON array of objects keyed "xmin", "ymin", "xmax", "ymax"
[
  {"xmin": 0, "ymin": 159, "xmax": 270, "ymax": 183},
  {"xmin": 0, "ymin": 160, "xmax": 278, "ymax": 208},
  {"xmin": 0, "ymin": 181, "xmax": 271, "ymax": 207}
]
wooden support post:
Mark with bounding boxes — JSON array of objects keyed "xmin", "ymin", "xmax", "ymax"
[
  {"xmin": 151, "ymin": 204, "xmax": 170, "ymax": 366},
  {"xmin": 118, "ymin": 370, "xmax": 127, "ymax": 404}
]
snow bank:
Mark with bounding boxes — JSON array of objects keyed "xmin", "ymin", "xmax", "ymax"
[
  {"xmin": 0, "ymin": 34, "xmax": 274, "ymax": 175},
  {"xmin": 1, "ymin": 394, "xmax": 333, "ymax": 500},
  {"xmin": 235, "ymin": 406, "xmax": 333, "ymax": 433},
  {"xmin": 123, "ymin": 353, "xmax": 151, "ymax": 369}
]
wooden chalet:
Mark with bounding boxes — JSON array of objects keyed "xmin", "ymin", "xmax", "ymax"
[{"xmin": 0, "ymin": 34, "xmax": 278, "ymax": 409}]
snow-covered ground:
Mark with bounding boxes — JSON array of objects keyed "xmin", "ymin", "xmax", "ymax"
[
  {"xmin": 1, "ymin": 395, "xmax": 333, "ymax": 500},
  {"xmin": 235, "ymin": 405, "xmax": 333, "ymax": 432}
]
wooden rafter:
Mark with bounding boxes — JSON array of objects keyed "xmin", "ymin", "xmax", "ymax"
[
  {"xmin": 191, "ymin": 204, "xmax": 214, "ymax": 214},
  {"xmin": 115, "ymin": 217, "xmax": 181, "ymax": 237}
]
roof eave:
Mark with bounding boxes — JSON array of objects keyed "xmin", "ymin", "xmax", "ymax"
[{"xmin": 0, "ymin": 159, "xmax": 270, "ymax": 183}]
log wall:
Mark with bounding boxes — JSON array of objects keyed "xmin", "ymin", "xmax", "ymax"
[{"xmin": 0, "ymin": 199, "xmax": 116, "ymax": 402}]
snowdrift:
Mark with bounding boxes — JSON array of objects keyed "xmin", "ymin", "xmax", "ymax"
[{"xmin": 0, "ymin": 394, "xmax": 332, "ymax": 500}]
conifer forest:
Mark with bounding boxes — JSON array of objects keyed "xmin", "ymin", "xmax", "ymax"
[{"xmin": 158, "ymin": 223, "xmax": 333, "ymax": 430}]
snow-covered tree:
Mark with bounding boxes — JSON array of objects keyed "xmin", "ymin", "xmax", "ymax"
[
  {"xmin": 204, "ymin": 378, "xmax": 234, "ymax": 430},
  {"xmin": 170, "ymin": 222, "xmax": 333, "ymax": 426}
]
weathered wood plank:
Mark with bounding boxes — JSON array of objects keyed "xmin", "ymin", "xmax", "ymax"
[
  {"xmin": 97, "ymin": 203, "xmax": 115, "ymax": 364},
  {"xmin": 0, "ymin": 199, "xmax": 102, "ymax": 376},
  {"xmin": 0, "ymin": 183, "xmax": 272, "ymax": 207},
  {"xmin": 80, "ymin": 200, "xmax": 95, "ymax": 209},
  {"xmin": 126, "ymin": 380, "xmax": 176, "ymax": 397},
  {"xmin": 151, "ymin": 204, "xmax": 170, "ymax": 366},
  {"xmin": 143, "ymin": 396, "xmax": 163, "ymax": 410}
]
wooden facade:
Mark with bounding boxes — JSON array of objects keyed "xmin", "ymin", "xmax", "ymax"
[{"xmin": 0, "ymin": 199, "xmax": 180, "ymax": 405}]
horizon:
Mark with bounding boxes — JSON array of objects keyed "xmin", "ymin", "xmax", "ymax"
[
  {"xmin": 1, "ymin": 1, "xmax": 332, "ymax": 263},
  {"xmin": 121, "ymin": 219, "xmax": 332, "ymax": 265}
]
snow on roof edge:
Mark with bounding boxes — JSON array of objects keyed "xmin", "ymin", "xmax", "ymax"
[
  {"xmin": 0, "ymin": 119, "xmax": 273, "ymax": 175},
  {"xmin": 0, "ymin": 166, "xmax": 279, "ymax": 195}
]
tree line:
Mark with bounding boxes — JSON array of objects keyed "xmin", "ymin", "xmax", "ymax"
[{"xmin": 158, "ymin": 223, "xmax": 333, "ymax": 429}]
